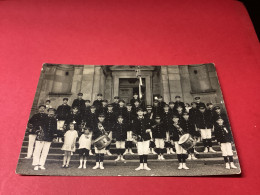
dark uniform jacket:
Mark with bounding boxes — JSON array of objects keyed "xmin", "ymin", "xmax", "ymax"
[
  {"xmin": 116, "ymin": 106, "xmax": 127, "ymax": 118},
  {"xmin": 124, "ymin": 110, "xmax": 136, "ymax": 130},
  {"xmin": 214, "ymin": 124, "xmax": 233, "ymax": 143},
  {"xmin": 36, "ymin": 116, "xmax": 57, "ymax": 142},
  {"xmin": 113, "ymin": 122, "xmax": 127, "ymax": 141},
  {"xmin": 93, "ymin": 121, "xmax": 108, "ymax": 140},
  {"xmin": 72, "ymin": 99, "xmax": 86, "ymax": 113},
  {"xmin": 93, "ymin": 100, "xmax": 103, "ymax": 111},
  {"xmin": 161, "ymin": 111, "xmax": 173, "ymax": 132},
  {"xmin": 56, "ymin": 104, "xmax": 71, "ymax": 120},
  {"xmin": 132, "ymin": 105, "xmax": 141, "ymax": 116},
  {"xmin": 85, "ymin": 112, "xmax": 98, "ymax": 131},
  {"xmin": 132, "ymin": 117, "xmax": 151, "ymax": 141},
  {"xmin": 111, "ymin": 102, "xmax": 119, "ymax": 113},
  {"xmin": 169, "ymin": 122, "xmax": 183, "ymax": 141},
  {"xmin": 65, "ymin": 112, "xmax": 82, "ymax": 131},
  {"xmin": 174, "ymin": 101, "xmax": 185, "ymax": 111},
  {"xmin": 97, "ymin": 106, "xmax": 108, "ymax": 115},
  {"xmin": 176, "ymin": 111, "xmax": 185, "ymax": 124},
  {"xmin": 180, "ymin": 119, "xmax": 199, "ymax": 137},
  {"xmin": 169, "ymin": 108, "xmax": 177, "ymax": 116},
  {"xmin": 151, "ymin": 122, "xmax": 166, "ymax": 139},
  {"xmin": 81, "ymin": 106, "xmax": 91, "ymax": 121},
  {"xmin": 104, "ymin": 111, "xmax": 116, "ymax": 132},
  {"xmin": 28, "ymin": 112, "xmax": 48, "ymax": 134},
  {"xmin": 152, "ymin": 106, "xmax": 163, "ymax": 120},
  {"xmin": 158, "ymin": 101, "xmax": 166, "ymax": 110},
  {"xmin": 195, "ymin": 111, "xmax": 213, "ymax": 129},
  {"xmin": 189, "ymin": 108, "xmax": 198, "ymax": 125}
]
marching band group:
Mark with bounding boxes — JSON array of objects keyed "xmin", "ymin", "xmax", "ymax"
[{"xmin": 26, "ymin": 92, "xmax": 237, "ymax": 172}]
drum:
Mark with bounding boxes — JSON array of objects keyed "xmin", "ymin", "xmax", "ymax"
[
  {"xmin": 178, "ymin": 133, "xmax": 196, "ymax": 150},
  {"xmin": 93, "ymin": 135, "xmax": 111, "ymax": 150}
]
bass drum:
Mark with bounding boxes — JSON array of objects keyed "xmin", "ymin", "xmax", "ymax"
[
  {"xmin": 93, "ymin": 135, "xmax": 111, "ymax": 150},
  {"xmin": 178, "ymin": 133, "xmax": 196, "ymax": 150}
]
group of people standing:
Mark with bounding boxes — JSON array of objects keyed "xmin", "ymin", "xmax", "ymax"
[{"xmin": 26, "ymin": 92, "xmax": 237, "ymax": 171}]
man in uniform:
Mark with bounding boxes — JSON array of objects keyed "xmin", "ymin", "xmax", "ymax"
[
  {"xmin": 194, "ymin": 96, "xmax": 206, "ymax": 109},
  {"xmin": 173, "ymin": 96, "xmax": 185, "ymax": 111},
  {"xmin": 132, "ymin": 108, "xmax": 152, "ymax": 171},
  {"xmin": 72, "ymin": 93, "xmax": 85, "ymax": 115},
  {"xmin": 56, "ymin": 98, "xmax": 71, "ymax": 142},
  {"xmin": 93, "ymin": 93, "xmax": 103, "ymax": 111},
  {"xmin": 157, "ymin": 95, "xmax": 166, "ymax": 110},
  {"xmin": 26, "ymin": 105, "xmax": 48, "ymax": 159}
]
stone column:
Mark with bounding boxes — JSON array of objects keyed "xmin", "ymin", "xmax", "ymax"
[
  {"xmin": 91, "ymin": 66, "xmax": 102, "ymax": 101},
  {"xmin": 81, "ymin": 65, "xmax": 95, "ymax": 101},
  {"xmin": 71, "ymin": 66, "xmax": 83, "ymax": 100},
  {"xmin": 160, "ymin": 66, "xmax": 171, "ymax": 103},
  {"xmin": 167, "ymin": 66, "xmax": 183, "ymax": 102}
]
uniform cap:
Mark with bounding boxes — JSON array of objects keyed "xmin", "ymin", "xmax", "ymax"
[
  {"xmin": 78, "ymin": 93, "xmax": 83, "ymax": 96},
  {"xmin": 63, "ymin": 98, "xmax": 69, "ymax": 101}
]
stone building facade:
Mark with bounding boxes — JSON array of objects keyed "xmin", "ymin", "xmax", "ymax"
[{"xmin": 30, "ymin": 63, "xmax": 225, "ymax": 116}]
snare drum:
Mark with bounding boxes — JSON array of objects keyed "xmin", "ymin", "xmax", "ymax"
[
  {"xmin": 178, "ymin": 133, "xmax": 196, "ymax": 150},
  {"xmin": 94, "ymin": 135, "xmax": 111, "ymax": 150}
]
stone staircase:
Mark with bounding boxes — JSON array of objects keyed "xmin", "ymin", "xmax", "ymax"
[{"xmin": 18, "ymin": 135, "xmax": 238, "ymax": 165}]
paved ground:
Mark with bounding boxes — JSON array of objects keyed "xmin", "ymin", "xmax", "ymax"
[{"xmin": 16, "ymin": 159, "xmax": 241, "ymax": 177}]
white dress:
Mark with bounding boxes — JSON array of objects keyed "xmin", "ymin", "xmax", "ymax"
[
  {"xmin": 78, "ymin": 133, "xmax": 92, "ymax": 150},
  {"xmin": 61, "ymin": 130, "xmax": 78, "ymax": 152}
]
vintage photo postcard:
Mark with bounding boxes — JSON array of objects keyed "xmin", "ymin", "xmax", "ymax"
[{"xmin": 16, "ymin": 64, "xmax": 241, "ymax": 176}]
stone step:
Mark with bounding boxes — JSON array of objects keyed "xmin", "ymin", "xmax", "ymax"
[{"xmin": 18, "ymin": 156, "xmax": 239, "ymax": 166}]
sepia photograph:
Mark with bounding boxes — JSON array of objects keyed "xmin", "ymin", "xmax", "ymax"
[{"xmin": 16, "ymin": 63, "xmax": 241, "ymax": 176}]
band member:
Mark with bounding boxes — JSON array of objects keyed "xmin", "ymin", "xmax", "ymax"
[
  {"xmin": 97, "ymin": 100, "xmax": 108, "ymax": 115},
  {"xmin": 132, "ymin": 108, "xmax": 152, "ymax": 171},
  {"xmin": 45, "ymin": 100, "xmax": 52, "ymax": 113},
  {"xmin": 161, "ymin": 104, "xmax": 175, "ymax": 154},
  {"xmin": 93, "ymin": 93, "xmax": 103, "ymax": 111},
  {"xmin": 26, "ymin": 105, "xmax": 48, "ymax": 159},
  {"xmin": 151, "ymin": 116, "xmax": 166, "ymax": 160},
  {"xmin": 56, "ymin": 98, "xmax": 71, "ymax": 142},
  {"xmin": 112, "ymin": 96, "xmax": 120, "ymax": 113},
  {"xmin": 124, "ymin": 103, "xmax": 136, "ymax": 155},
  {"xmin": 65, "ymin": 106, "xmax": 82, "ymax": 133},
  {"xmin": 113, "ymin": 115, "xmax": 127, "ymax": 161},
  {"xmin": 157, "ymin": 95, "xmax": 166, "ymax": 110},
  {"xmin": 194, "ymin": 96, "xmax": 206, "ymax": 109},
  {"xmin": 72, "ymin": 93, "xmax": 85, "ymax": 115},
  {"xmin": 78, "ymin": 127, "xmax": 92, "ymax": 169},
  {"xmin": 170, "ymin": 115, "xmax": 189, "ymax": 170},
  {"xmin": 215, "ymin": 117, "xmax": 237, "ymax": 169},
  {"xmin": 117, "ymin": 99, "xmax": 127, "ymax": 117},
  {"xmin": 61, "ymin": 122, "xmax": 78, "ymax": 168},
  {"xmin": 181, "ymin": 112, "xmax": 198, "ymax": 160},
  {"xmin": 92, "ymin": 114, "xmax": 109, "ymax": 170},
  {"xmin": 32, "ymin": 108, "xmax": 56, "ymax": 170},
  {"xmin": 174, "ymin": 96, "xmax": 185, "ymax": 111},
  {"xmin": 195, "ymin": 106, "xmax": 216, "ymax": 153},
  {"xmin": 169, "ymin": 101, "xmax": 176, "ymax": 115},
  {"xmin": 152, "ymin": 100, "xmax": 162, "ymax": 120}
]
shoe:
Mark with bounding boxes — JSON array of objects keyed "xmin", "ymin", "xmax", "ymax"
[
  {"xmin": 158, "ymin": 155, "xmax": 161, "ymax": 160},
  {"xmin": 65, "ymin": 164, "xmax": 69, "ymax": 168},
  {"xmin": 129, "ymin": 149, "xmax": 134, "ymax": 155},
  {"xmin": 194, "ymin": 149, "xmax": 199, "ymax": 154},
  {"xmin": 187, "ymin": 154, "xmax": 192, "ymax": 160},
  {"xmin": 160, "ymin": 155, "xmax": 165, "ymax": 160},
  {"xmin": 123, "ymin": 150, "xmax": 128, "ymax": 155},
  {"xmin": 83, "ymin": 164, "xmax": 86, "ymax": 169},
  {"xmin": 178, "ymin": 163, "xmax": 183, "ymax": 170},
  {"xmin": 71, "ymin": 152, "xmax": 73, "ymax": 156},
  {"xmin": 225, "ymin": 163, "xmax": 230, "ymax": 169},
  {"xmin": 115, "ymin": 156, "xmax": 120, "ymax": 161},
  {"xmin": 25, "ymin": 156, "xmax": 31, "ymax": 159},
  {"xmin": 143, "ymin": 163, "xmax": 151, "ymax": 171},
  {"xmin": 182, "ymin": 163, "xmax": 189, "ymax": 170},
  {"xmin": 170, "ymin": 148, "xmax": 176, "ymax": 154},
  {"xmin": 99, "ymin": 162, "xmax": 104, "ymax": 170},
  {"xmin": 167, "ymin": 148, "xmax": 170, "ymax": 154},
  {"xmin": 62, "ymin": 164, "xmax": 66, "ymax": 168},
  {"xmin": 106, "ymin": 150, "xmax": 112, "ymax": 156},
  {"xmin": 191, "ymin": 155, "xmax": 198, "ymax": 160},
  {"xmin": 92, "ymin": 163, "xmax": 100, "ymax": 170},
  {"xmin": 120, "ymin": 156, "xmax": 125, "ymax": 161},
  {"xmin": 34, "ymin": 166, "xmax": 39, "ymax": 171},
  {"xmin": 89, "ymin": 151, "xmax": 94, "ymax": 156},
  {"xmin": 39, "ymin": 166, "xmax": 46, "ymax": 170},
  {"xmin": 78, "ymin": 164, "xmax": 83, "ymax": 169},
  {"xmin": 203, "ymin": 148, "xmax": 208, "ymax": 153},
  {"xmin": 230, "ymin": 162, "xmax": 237, "ymax": 169},
  {"xmin": 135, "ymin": 164, "xmax": 144, "ymax": 171},
  {"xmin": 151, "ymin": 149, "xmax": 157, "ymax": 154},
  {"xmin": 209, "ymin": 147, "xmax": 217, "ymax": 153}
]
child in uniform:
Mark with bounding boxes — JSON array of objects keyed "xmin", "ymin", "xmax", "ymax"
[
  {"xmin": 215, "ymin": 117, "xmax": 237, "ymax": 169},
  {"xmin": 78, "ymin": 127, "xmax": 92, "ymax": 169},
  {"xmin": 61, "ymin": 123, "xmax": 78, "ymax": 168}
]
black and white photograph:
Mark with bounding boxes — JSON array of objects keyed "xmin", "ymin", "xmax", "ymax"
[{"xmin": 16, "ymin": 64, "xmax": 241, "ymax": 176}]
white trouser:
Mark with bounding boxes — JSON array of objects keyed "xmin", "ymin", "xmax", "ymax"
[
  {"xmin": 126, "ymin": 131, "xmax": 133, "ymax": 141},
  {"xmin": 137, "ymin": 140, "xmax": 150, "ymax": 155},
  {"xmin": 27, "ymin": 134, "xmax": 37, "ymax": 157},
  {"xmin": 174, "ymin": 142, "xmax": 187, "ymax": 154},
  {"xmin": 155, "ymin": 138, "xmax": 164, "ymax": 149},
  {"xmin": 116, "ymin": 141, "xmax": 125, "ymax": 148},
  {"xmin": 200, "ymin": 129, "xmax": 212, "ymax": 139},
  {"xmin": 32, "ymin": 141, "xmax": 51, "ymax": 166},
  {"xmin": 221, "ymin": 143, "xmax": 233, "ymax": 156}
]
